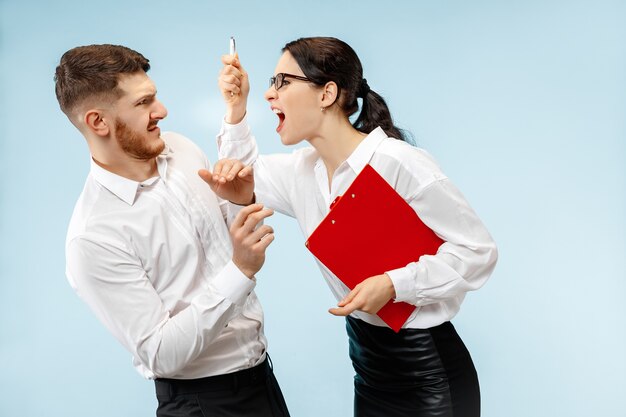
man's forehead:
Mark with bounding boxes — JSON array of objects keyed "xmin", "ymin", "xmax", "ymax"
[{"xmin": 117, "ymin": 72, "xmax": 156, "ymax": 97}]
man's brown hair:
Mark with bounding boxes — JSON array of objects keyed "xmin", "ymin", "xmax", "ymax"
[{"xmin": 54, "ymin": 44, "xmax": 150, "ymax": 118}]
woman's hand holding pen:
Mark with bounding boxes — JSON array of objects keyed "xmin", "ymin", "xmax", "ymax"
[
  {"xmin": 198, "ymin": 159, "xmax": 255, "ymax": 205},
  {"xmin": 219, "ymin": 54, "xmax": 249, "ymax": 124},
  {"xmin": 328, "ymin": 274, "xmax": 397, "ymax": 316}
]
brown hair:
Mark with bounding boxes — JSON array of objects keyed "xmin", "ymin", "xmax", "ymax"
[
  {"xmin": 283, "ymin": 37, "xmax": 409, "ymax": 142},
  {"xmin": 54, "ymin": 44, "xmax": 150, "ymax": 118}
]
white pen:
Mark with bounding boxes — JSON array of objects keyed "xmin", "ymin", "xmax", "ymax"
[
  {"xmin": 229, "ymin": 37, "xmax": 236, "ymax": 96},
  {"xmin": 229, "ymin": 36, "xmax": 236, "ymax": 56}
]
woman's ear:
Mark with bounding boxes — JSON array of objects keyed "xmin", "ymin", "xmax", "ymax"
[
  {"xmin": 83, "ymin": 109, "xmax": 110, "ymax": 137},
  {"xmin": 320, "ymin": 81, "xmax": 338, "ymax": 109}
]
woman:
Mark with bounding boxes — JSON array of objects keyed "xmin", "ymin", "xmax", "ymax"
[{"xmin": 201, "ymin": 37, "xmax": 498, "ymax": 417}]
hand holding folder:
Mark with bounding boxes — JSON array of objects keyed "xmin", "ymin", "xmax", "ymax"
[{"xmin": 305, "ymin": 164, "xmax": 444, "ymax": 332}]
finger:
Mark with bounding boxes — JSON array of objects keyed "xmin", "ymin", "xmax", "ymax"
[
  {"xmin": 224, "ymin": 160, "xmax": 245, "ymax": 181},
  {"xmin": 218, "ymin": 76, "xmax": 242, "ymax": 96},
  {"xmin": 231, "ymin": 203, "xmax": 264, "ymax": 229},
  {"xmin": 210, "ymin": 159, "xmax": 225, "ymax": 179},
  {"xmin": 240, "ymin": 208, "xmax": 274, "ymax": 234},
  {"xmin": 221, "ymin": 54, "xmax": 237, "ymax": 66},
  {"xmin": 221, "ymin": 55, "xmax": 244, "ymax": 74},
  {"xmin": 238, "ymin": 165, "xmax": 254, "ymax": 178},
  {"xmin": 219, "ymin": 64, "xmax": 240, "ymax": 78},
  {"xmin": 198, "ymin": 169, "xmax": 218, "ymax": 188},
  {"xmin": 328, "ymin": 302, "xmax": 359, "ymax": 316},
  {"xmin": 218, "ymin": 71, "xmax": 238, "ymax": 84},
  {"xmin": 246, "ymin": 225, "xmax": 274, "ymax": 244},
  {"xmin": 218, "ymin": 82, "xmax": 241, "ymax": 97},
  {"xmin": 222, "ymin": 73, "xmax": 242, "ymax": 87},
  {"xmin": 220, "ymin": 65, "xmax": 245, "ymax": 83},
  {"xmin": 232, "ymin": 54, "xmax": 245, "ymax": 74},
  {"xmin": 215, "ymin": 160, "xmax": 235, "ymax": 182},
  {"xmin": 218, "ymin": 79, "xmax": 241, "ymax": 96},
  {"xmin": 337, "ymin": 288, "xmax": 358, "ymax": 307},
  {"xmin": 227, "ymin": 87, "xmax": 241, "ymax": 97},
  {"xmin": 252, "ymin": 232, "xmax": 275, "ymax": 252}
]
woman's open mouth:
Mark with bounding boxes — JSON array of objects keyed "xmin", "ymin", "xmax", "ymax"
[{"xmin": 273, "ymin": 108, "xmax": 285, "ymax": 132}]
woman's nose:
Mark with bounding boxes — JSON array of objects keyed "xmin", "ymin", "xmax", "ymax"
[{"xmin": 264, "ymin": 86, "xmax": 277, "ymax": 102}]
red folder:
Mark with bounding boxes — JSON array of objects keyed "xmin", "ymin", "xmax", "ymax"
[{"xmin": 305, "ymin": 164, "xmax": 444, "ymax": 332}]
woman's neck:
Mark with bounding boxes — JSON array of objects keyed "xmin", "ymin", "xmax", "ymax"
[{"xmin": 308, "ymin": 115, "xmax": 368, "ymax": 187}]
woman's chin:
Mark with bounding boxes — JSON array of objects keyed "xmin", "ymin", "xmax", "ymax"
[
  {"xmin": 279, "ymin": 134, "xmax": 300, "ymax": 146},
  {"xmin": 277, "ymin": 127, "xmax": 306, "ymax": 146}
]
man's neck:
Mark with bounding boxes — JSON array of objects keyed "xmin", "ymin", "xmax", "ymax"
[{"xmin": 92, "ymin": 154, "xmax": 159, "ymax": 182}]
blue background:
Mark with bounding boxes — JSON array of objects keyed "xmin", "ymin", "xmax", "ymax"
[{"xmin": 1, "ymin": 1, "xmax": 624, "ymax": 416}]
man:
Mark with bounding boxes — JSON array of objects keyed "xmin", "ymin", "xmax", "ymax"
[{"xmin": 55, "ymin": 44, "xmax": 290, "ymax": 417}]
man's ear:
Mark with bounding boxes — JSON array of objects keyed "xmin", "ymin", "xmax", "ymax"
[
  {"xmin": 83, "ymin": 109, "xmax": 110, "ymax": 137},
  {"xmin": 320, "ymin": 81, "xmax": 339, "ymax": 109}
]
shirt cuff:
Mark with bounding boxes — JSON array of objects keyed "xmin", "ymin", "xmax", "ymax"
[
  {"xmin": 210, "ymin": 260, "xmax": 256, "ymax": 307},
  {"xmin": 224, "ymin": 200, "xmax": 245, "ymax": 226},
  {"xmin": 218, "ymin": 114, "xmax": 251, "ymax": 143},
  {"xmin": 385, "ymin": 266, "xmax": 414, "ymax": 304}
]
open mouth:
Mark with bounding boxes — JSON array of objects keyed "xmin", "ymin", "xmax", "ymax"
[{"xmin": 273, "ymin": 108, "xmax": 285, "ymax": 132}]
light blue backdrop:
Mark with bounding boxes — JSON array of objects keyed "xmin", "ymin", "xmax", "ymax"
[{"xmin": 1, "ymin": 1, "xmax": 624, "ymax": 416}]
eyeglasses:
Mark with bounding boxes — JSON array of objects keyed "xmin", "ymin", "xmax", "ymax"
[{"xmin": 269, "ymin": 73, "xmax": 312, "ymax": 91}]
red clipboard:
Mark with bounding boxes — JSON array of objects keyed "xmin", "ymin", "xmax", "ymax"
[{"xmin": 305, "ymin": 164, "xmax": 444, "ymax": 332}]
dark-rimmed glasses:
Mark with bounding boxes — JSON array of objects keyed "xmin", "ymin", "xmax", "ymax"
[{"xmin": 269, "ymin": 73, "xmax": 312, "ymax": 91}]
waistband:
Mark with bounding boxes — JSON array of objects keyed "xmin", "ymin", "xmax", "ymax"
[
  {"xmin": 346, "ymin": 316, "xmax": 468, "ymax": 388},
  {"xmin": 155, "ymin": 358, "xmax": 270, "ymax": 398}
]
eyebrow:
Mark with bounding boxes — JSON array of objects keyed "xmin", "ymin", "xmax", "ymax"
[{"xmin": 133, "ymin": 91, "xmax": 157, "ymax": 104}]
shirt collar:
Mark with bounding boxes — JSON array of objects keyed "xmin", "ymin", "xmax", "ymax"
[
  {"xmin": 89, "ymin": 140, "xmax": 173, "ymax": 206},
  {"xmin": 344, "ymin": 126, "xmax": 387, "ymax": 173}
]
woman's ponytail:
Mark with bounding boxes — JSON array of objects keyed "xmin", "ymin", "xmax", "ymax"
[{"xmin": 353, "ymin": 79, "xmax": 407, "ymax": 142}]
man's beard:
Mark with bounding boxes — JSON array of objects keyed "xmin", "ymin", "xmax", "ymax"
[{"xmin": 114, "ymin": 118, "xmax": 165, "ymax": 160}]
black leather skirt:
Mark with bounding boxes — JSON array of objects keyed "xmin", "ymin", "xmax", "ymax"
[{"xmin": 346, "ymin": 316, "xmax": 480, "ymax": 417}]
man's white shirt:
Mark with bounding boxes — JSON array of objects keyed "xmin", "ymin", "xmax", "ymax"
[{"xmin": 66, "ymin": 132, "xmax": 266, "ymax": 379}]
